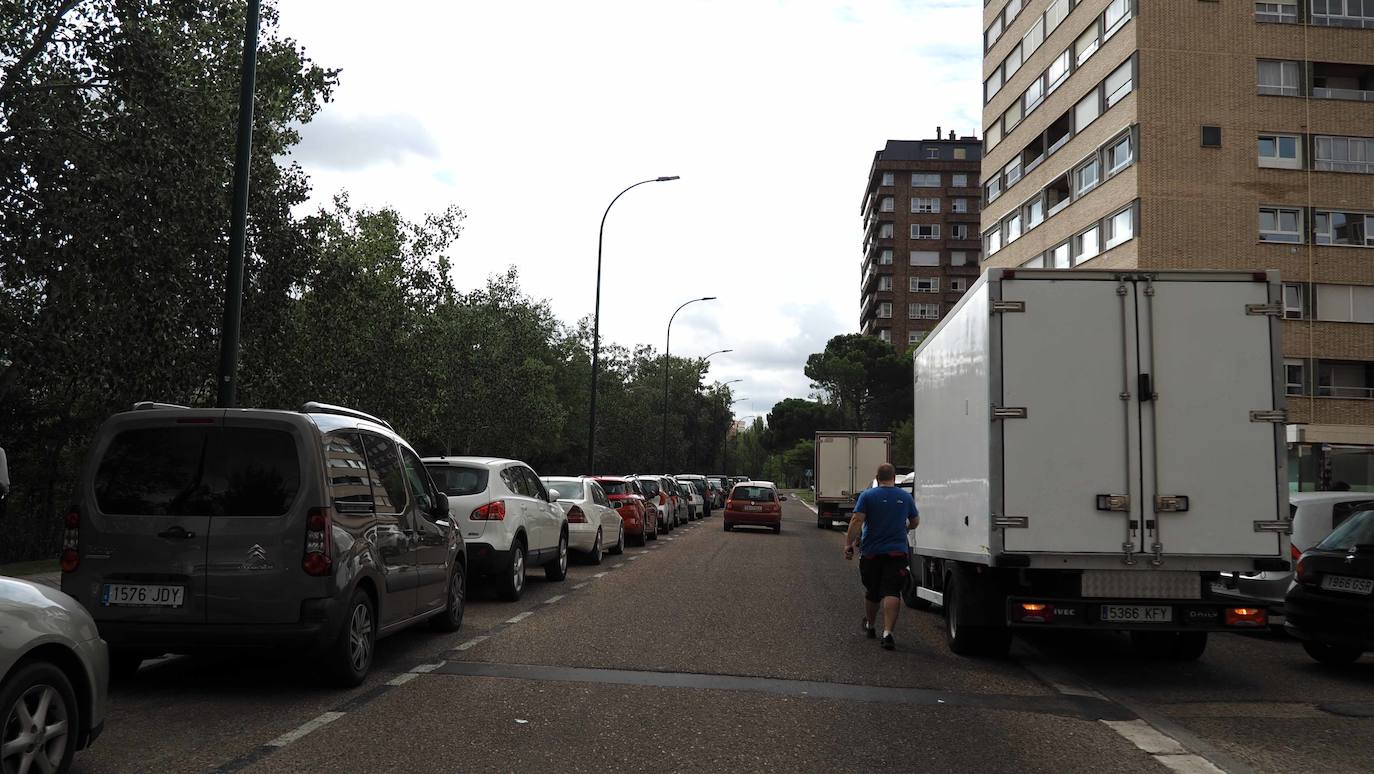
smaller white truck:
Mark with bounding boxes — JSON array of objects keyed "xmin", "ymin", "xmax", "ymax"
[{"xmin": 813, "ymin": 431, "xmax": 891, "ymax": 529}]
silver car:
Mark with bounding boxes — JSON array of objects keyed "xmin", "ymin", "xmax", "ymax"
[{"xmin": 1, "ymin": 577, "xmax": 108, "ymax": 774}]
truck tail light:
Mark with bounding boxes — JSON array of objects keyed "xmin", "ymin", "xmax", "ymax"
[
  {"xmin": 302, "ymin": 507, "xmax": 333, "ymax": 576},
  {"xmin": 1014, "ymin": 602, "xmax": 1054, "ymax": 624},
  {"xmin": 60, "ymin": 507, "xmax": 80, "ymax": 573},
  {"xmin": 567, "ymin": 505, "xmax": 587, "ymax": 524},
  {"xmin": 471, "ymin": 500, "xmax": 506, "ymax": 520},
  {"xmin": 1224, "ymin": 607, "xmax": 1267, "ymax": 627}
]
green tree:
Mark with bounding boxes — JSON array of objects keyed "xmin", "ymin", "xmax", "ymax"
[
  {"xmin": 762, "ymin": 397, "xmax": 843, "ymax": 453},
  {"xmin": 803, "ymin": 334, "xmax": 911, "ymax": 430}
]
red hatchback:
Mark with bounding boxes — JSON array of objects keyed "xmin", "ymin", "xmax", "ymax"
[
  {"xmin": 723, "ymin": 481, "xmax": 784, "ymax": 534},
  {"xmin": 595, "ymin": 476, "xmax": 658, "ymax": 546}
]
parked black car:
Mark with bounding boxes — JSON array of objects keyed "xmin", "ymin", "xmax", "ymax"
[{"xmin": 1285, "ymin": 506, "xmax": 1374, "ymax": 665}]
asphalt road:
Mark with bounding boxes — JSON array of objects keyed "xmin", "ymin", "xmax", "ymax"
[{"xmin": 68, "ymin": 497, "xmax": 1374, "ymax": 773}]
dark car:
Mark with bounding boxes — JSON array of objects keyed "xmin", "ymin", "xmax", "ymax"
[
  {"xmin": 1285, "ymin": 506, "xmax": 1374, "ymax": 665},
  {"xmin": 60, "ymin": 402, "xmax": 466, "ymax": 687}
]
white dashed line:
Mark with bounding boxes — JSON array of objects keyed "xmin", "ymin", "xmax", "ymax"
[
  {"xmin": 544, "ymin": 594, "xmax": 565, "ymax": 605},
  {"xmin": 593, "ymin": 571, "xmax": 609, "ymax": 579},
  {"xmin": 573, "ymin": 582, "xmax": 588, "ymax": 589},
  {"xmin": 1153, "ymin": 755, "xmax": 1228, "ymax": 774},
  {"xmin": 1103, "ymin": 720, "xmax": 1187, "ymax": 755},
  {"xmin": 410, "ymin": 661, "xmax": 445, "ymax": 673},
  {"xmin": 266, "ymin": 712, "xmax": 346, "ymax": 747},
  {"xmin": 505, "ymin": 611, "xmax": 534, "ymax": 624},
  {"xmin": 611, "ymin": 563, "xmax": 625, "ymax": 569},
  {"xmin": 387, "ymin": 672, "xmax": 419, "ymax": 686},
  {"xmin": 628, "ymin": 556, "xmax": 640, "ymax": 561},
  {"xmin": 454, "ymin": 636, "xmax": 488, "ymax": 651}
]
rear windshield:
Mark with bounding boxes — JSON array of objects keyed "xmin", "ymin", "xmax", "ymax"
[
  {"xmin": 599, "ymin": 480, "xmax": 632, "ymax": 496},
  {"xmin": 636, "ymin": 479, "xmax": 660, "ymax": 496},
  {"xmin": 1317, "ymin": 510, "xmax": 1374, "ymax": 552},
  {"xmin": 544, "ymin": 478, "xmax": 583, "ymax": 500},
  {"xmin": 731, "ymin": 486, "xmax": 775, "ymax": 502},
  {"xmin": 95, "ymin": 426, "xmax": 301, "ymax": 517},
  {"xmin": 427, "ymin": 464, "xmax": 490, "ymax": 496}
]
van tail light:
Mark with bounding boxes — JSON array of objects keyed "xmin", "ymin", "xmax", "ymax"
[
  {"xmin": 1224, "ymin": 607, "xmax": 1267, "ymax": 627},
  {"xmin": 471, "ymin": 500, "xmax": 507, "ymax": 520},
  {"xmin": 1014, "ymin": 602, "xmax": 1054, "ymax": 624},
  {"xmin": 60, "ymin": 507, "xmax": 80, "ymax": 573},
  {"xmin": 567, "ymin": 505, "xmax": 587, "ymax": 524},
  {"xmin": 302, "ymin": 507, "xmax": 333, "ymax": 576},
  {"xmin": 1290, "ymin": 543, "xmax": 1302, "ymax": 562}
]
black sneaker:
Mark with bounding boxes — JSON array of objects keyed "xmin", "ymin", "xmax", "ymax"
[
  {"xmin": 863, "ymin": 620, "xmax": 876, "ymax": 639},
  {"xmin": 881, "ymin": 633, "xmax": 895, "ymax": 650}
]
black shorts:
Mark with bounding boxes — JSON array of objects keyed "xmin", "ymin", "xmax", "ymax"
[{"xmin": 860, "ymin": 554, "xmax": 909, "ymax": 602}]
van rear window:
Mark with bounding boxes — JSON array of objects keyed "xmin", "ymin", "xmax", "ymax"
[
  {"xmin": 731, "ymin": 486, "xmax": 775, "ymax": 502},
  {"xmin": 427, "ymin": 465, "xmax": 489, "ymax": 496},
  {"xmin": 95, "ymin": 427, "xmax": 301, "ymax": 517},
  {"xmin": 636, "ymin": 479, "xmax": 660, "ymax": 496}
]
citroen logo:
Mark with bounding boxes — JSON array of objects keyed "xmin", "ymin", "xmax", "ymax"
[{"xmin": 242, "ymin": 544, "xmax": 273, "ymax": 571}]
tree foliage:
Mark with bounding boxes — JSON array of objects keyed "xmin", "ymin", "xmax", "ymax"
[{"xmin": 803, "ymin": 333, "xmax": 911, "ymax": 430}]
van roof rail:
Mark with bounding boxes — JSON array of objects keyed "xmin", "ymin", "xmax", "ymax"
[
  {"xmin": 132, "ymin": 402, "xmax": 191, "ymax": 411},
  {"xmin": 300, "ymin": 401, "xmax": 393, "ymax": 430}
]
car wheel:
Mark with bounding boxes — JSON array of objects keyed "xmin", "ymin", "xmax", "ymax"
[
  {"xmin": 647, "ymin": 518, "xmax": 658, "ymax": 541},
  {"xmin": 545, "ymin": 531, "xmax": 569, "ymax": 581},
  {"xmin": 1302, "ymin": 640, "xmax": 1363, "ymax": 665},
  {"xmin": 498, "ymin": 540, "xmax": 527, "ymax": 601},
  {"xmin": 723, "ymin": 521, "xmax": 732, "ymax": 532},
  {"xmin": 429, "ymin": 566, "xmax": 466, "ymax": 632},
  {"xmin": 0, "ymin": 660, "xmax": 78, "ymax": 774},
  {"xmin": 630, "ymin": 528, "xmax": 646, "ymax": 547},
  {"xmin": 587, "ymin": 530, "xmax": 604, "ymax": 566},
  {"xmin": 773, "ymin": 525, "xmax": 781, "ymax": 534},
  {"xmin": 326, "ymin": 589, "xmax": 376, "ymax": 687},
  {"xmin": 609, "ymin": 526, "xmax": 625, "ymax": 556}
]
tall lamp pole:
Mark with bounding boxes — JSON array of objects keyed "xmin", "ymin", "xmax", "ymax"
[
  {"xmin": 588, "ymin": 176, "xmax": 679, "ymax": 472},
  {"xmin": 702, "ymin": 348, "xmax": 733, "ymax": 362},
  {"xmin": 216, "ymin": 0, "xmax": 261, "ymax": 408},
  {"xmin": 661, "ymin": 296, "xmax": 717, "ymax": 471}
]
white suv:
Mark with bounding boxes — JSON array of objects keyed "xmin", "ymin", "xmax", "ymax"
[{"xmin": 423, "ymin": 457, "xmax": 568, "ymax": 601}]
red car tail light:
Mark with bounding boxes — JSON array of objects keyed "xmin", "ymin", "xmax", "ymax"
[
  {"xmin": 567, "ymin": 505, "xmax": 587, "ymax": 523},
  {"xmin": 60, "ymin": 507, "xmax": 80, "ymax": 573},
  {"xmin": 302, "ymin": 506, "xmax": 334, "ymax": 576},
  {"xmin": 1290, "ymin": 543, "xmax": 1302, "ymax": 562},
  {"xmin": 471, "ymin": 500, "xmax": 507, "ymax": 521}
]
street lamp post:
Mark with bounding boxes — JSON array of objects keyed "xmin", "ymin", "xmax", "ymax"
[
  {"xmin": 702, "ymin": 348, "xmax": 733, "ymax": 362},
  {"xmin": 587, "ymin": 175, "xmax": 679, "ymax": 472},
  {"xmin": 661, "ymin": 296, "xmax": 717, "ymax": 471}
]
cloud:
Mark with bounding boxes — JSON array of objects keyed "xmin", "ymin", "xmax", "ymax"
[{"xmin": 293, "ymin": 112, "xmax": 441, "ymax": 171}]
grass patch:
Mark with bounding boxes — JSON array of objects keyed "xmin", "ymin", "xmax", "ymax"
[
  {"xmin": 787, "ymin": 488, "xmax": 815, "ymax": 505},
  {"xmin": 0, "ymin": 558, "xmax": 59, "ymax": 578}
]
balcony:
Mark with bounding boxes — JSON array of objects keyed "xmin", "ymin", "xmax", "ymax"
[{"xmin": 1313, "ymin": 62, "xmax": 1374, "ymax": 102}]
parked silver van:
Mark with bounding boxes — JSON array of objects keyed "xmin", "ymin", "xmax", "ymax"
[{"xmin": 60, "ymin": 402, "xmax": 466, "ymax": 686}]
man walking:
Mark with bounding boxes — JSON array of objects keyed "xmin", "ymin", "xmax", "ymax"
[{"xmin": 843, "ymin": 463, "xmax": 918, "ymax": 650}]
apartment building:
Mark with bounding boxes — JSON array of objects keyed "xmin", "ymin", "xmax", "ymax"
[
  {"xmin": 978, "ymin": 0, "xmax": 1374, "ymax": 491},
  {"xmin": 860, "ymin": 132, "xmax": 984, "ymax": 350}
]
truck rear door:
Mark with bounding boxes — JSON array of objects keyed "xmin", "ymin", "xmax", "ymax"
[
  {"xmin": 1139, "ymin": 277, "xmax": 1285, "ymax": 557},
  {"xmin": 852, "ymin": 435, "xmax": 890, "ymax": 495},
  {"xmin": 816, "ymin": 435, "xmax": 854, "ymax": 499}
]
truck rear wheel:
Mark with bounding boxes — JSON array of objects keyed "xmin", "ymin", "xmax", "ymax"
[
  {"xmin": 944, "ymin": 572, "xmax": 1009, "ymax": 657},
  {"xmin": 817, "ymin": 514, "xmax": 828, "ymax": 529}
]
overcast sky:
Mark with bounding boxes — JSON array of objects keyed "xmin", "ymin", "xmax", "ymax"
[{"xmin": 276, "ymin": 0, "xmax": 982, "ymax": 421}]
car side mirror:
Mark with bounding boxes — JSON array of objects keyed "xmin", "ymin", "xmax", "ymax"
[
  {"xmin": 547, "ymin": 488, "xmax": 560, "ymax": 502},
  {"xmin": 431, "ymin": 495, "xmax": 449, "ymax": 517}
]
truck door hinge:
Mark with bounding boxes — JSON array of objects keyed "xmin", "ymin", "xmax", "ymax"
[
  {"xmin": 1096, "ymin": 494, "xmax": 1131, "ymax": 512},
  {"xmin": 1245, "ymin": 303, "xmax": 1283, "ymax": 316},
  {"xmin": 1253, "ymin": 520, "xmax": 1292, "ymax": 534},
  {"xmin": 1154, "ymin": 495, "xmax": 1190, "ymax": 513},
  {"xmin": 1249, "ymin": 409, "xmax": 1288, "ymax": 423},
  {"xmin": 991, "ymin": 406, "xmax": 1028, "ymax": 420},
  {"xmin": 992, "ymin": 514, "xmax": 1028, "ymax": 528},
  {"xmin": 990, "ymin": 300, "xmax": 1026, "ymax": 314}
]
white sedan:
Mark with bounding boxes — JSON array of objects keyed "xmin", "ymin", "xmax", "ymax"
[{"xmin": 542, "ymin": 477, "xmax": 625, "ymax": 564}]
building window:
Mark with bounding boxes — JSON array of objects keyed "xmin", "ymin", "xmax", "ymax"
[
  {"xmin": 986, "ymin": 69, "xmax": 1003, "ymax": 103},
  {"xmin": 1283, "ymin": 283, "xmax": 1306, "ymax": 318},
  {"xmin": 879, "ymin": 275, "xmax": 894, "ymax": 291},
  {"xmin": 881, "ymin": 172, "xmax": 895, "ymax": 186},
  {"xmin": 1075, "ymin": 91, "xmax": 1101, "ymax": 131},
  {"xmin": 1006, "ymin": 43, "xmax": 1024, "ymax": 80},
  {"xmin": 952, "ymin": 223, "xmax": 972, "ymax": 240},
  {"xmin": 952, "ymin": 198, "xmax": 969, "ymax": 213},
  {"xmin": 878, "ymin": 328, "xmax": 892, "ymax": 343},
  {"xmin": 1047, "ymin": 0, "xmax": 1071, "ymax": 33},
  {"xmin": 1046, "ymin": 173, "xmax": 1072, "ymax": 216},
  {"xmin": 1104, "ymin": 0, "xmax": 1130, "ymax": 35},
  {"xmin": 986, "ymin": 121, "xmax": 1001, "ymax": 151},
  {"xmin": 1259, "ymin": 206, "xmax": 1303, "ymax": 243},
  {"xmin": 1005, "ymin": 157, "xmax": 1023, "ymax": 187},
  {"xmin": 879, "ymin": 196, "xmax": 895, "ymax": 212},
  {"xmin": 1050, "ymin": 242, "xmax": 1071, "ymax": 268},
  {"xmin": 1256, "ymin": 2, "xmax": 1299, "ymax": 23},
  {"xmin": 1005, "ymin": 212, "xmax": 1023, "ymax": 243},
  {"xmin": 1104, "ymin": 205, "xmax": 1134, "ymax": 248},
  {"xmin": 1047, "ymin": 50, "xmax": 1071, "ymax": 93},
  {"xmin": 1315, "ymin": 135, "xmax": 1374, "ymax": 173},
  {"xmin": 1258, "ymin": 134, "xmax": 1302, "ymax": 169},
  {"xmin": 1107, "ymin": 133, "xmax": 1133, "ymax": 175},
  {"xmin": 879, "ymin": 222, "xmax": 893, "ymax": 239},
  {"xmin": 912, "ymin": 276, "xmax": 940, "ymax": 293},
  {"xmin": 954, "ymin": 148, "xmax": 968, "ymax": 160},
  {"xmin": 985, "ymin": 15, "xmax": 1003, "ymax": 51},
  {"xmin": 927, "ymin": 148, "xmax": 941, "ymax": 160},
  {"xmin": 1075, "ymin": 22, "xmax": 1100, "ymax": 66},
  {"xmin": 1076, "ymin": 155, "xmax": 1102, "ymax": 194},
  {"xmin": 913, "ymin": 303, "xmax": 940, "ymax": 320},
  {"xmin": 878, "ymin": 302, "xmax": 892, "ymax": 319},
  {"xmin": 951, "ymin": 278, "xmax": 969, "ymax": 292},
  {"xmin": 1004, "ymin": 99, "xmax": 1023, "ymax": 133},
  {"xmin": 1025, "ymin": 197, "xmax": 1045, "ymax": 230},
  {"xmin": 879, "ymin": 249, "xmax": 894, "ymax": 265},
  {"xmin": 986, "ymin": 226, "xmax": 1003, "ymax": 255},
  {"xmin": 1075, "ymin": 225, "xmax": 1101, "ymax": 264},
  {"xmin": 1311, "ymin": 0, "xmax": 1374, "ymax": 27},
  {"xmin": 1105, "ymin": 60, "xmax": 1133, "ymax": 107},
  {"xmin": 1201, "ymin": 126, "xmax": 1222, "ymax": 148},
  {"xmin": 986, "ymin": 176, "xmax": 1003, "ymax": 203},
  {"xmin": 1318, "ymin": 360, "xmax": 1374, "ymax": 399},
  {"xmin": 1024, "ymin": 75, "xmax": 1045, "ymax": 113},
  {"xmin": 1024, "ymin": 17, "xmax": 1045, "ymax": 57},
  {"xmin": 1314, "ymin": 210, "xmax": 1374, "ymax": 246},
  {"xmin": 1285, "ymin": 359, "xmax": 1306, "ymax": 396},
  {"xmin": 908, "ymin": 330, "xmax": 926, "ymax": 346},
  {"xmin": 1258, "ymin": 60, "xmax": 1302, "ymax": 96},
  {"xmin": 951, "ymin": 251, "xmax": 971, "ymax": 267},
  {"xmin": 1022, "ymin": 255, "xmax": 1047, "ymax": 268},
  {"xmin": 912, "ymin": 173, "xmax": 940, "ymax": 187},
  {"xmin": 910, "ymin": 250, "xmax": 940, "ymax": 266},
  {"xmin": 952, "ymin": 173, "xmax": 969, "ymax": 188},
  {"xmin": 912, "ymin": 197, "xmax": 940, "ymax": 213},
  {"xmin": 912, "ymin": 224, "xmax": 941, "ymax": 239},
  {"xmin": 1315, "ymin": 284, "xmax": 1374, "ymax": 323}
]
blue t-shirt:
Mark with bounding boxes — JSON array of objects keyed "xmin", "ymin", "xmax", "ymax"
[{"xmin": 854, "ymin": 485, "xmax": 918, "ymax": 557}]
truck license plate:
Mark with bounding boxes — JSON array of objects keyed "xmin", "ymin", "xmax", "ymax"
[
  {"xmin": 1321, "ymin": 575, "xmax": 1374, "ymax": 595},
  {"xmin": 1099, "ymin": 604, "xmax": 1172, "ymax": 623},
  {"xmin": 101, "ymin": 583, "xmax": 185, "ymax": 608}
]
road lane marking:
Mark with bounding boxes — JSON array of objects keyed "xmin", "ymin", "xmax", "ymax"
[
  {"xmin": 410, "ymin": 661, "xmax": 445, "ymax": 673},
  {"xmin": 1154, "ymin": 755, "xmax": 1228, "ymax": 774},
  {"xmin": 573, "ymin": 582, "xmax": 588, "ymax": 589},
  {"xmin": 387, "ymin": 673, "xmax": 419, "ymax": 686},
  {"xmin": 544, "ymin": 594, "xmax": 565, "ymax": 604},
  {"xmin": 505, "ymin": 611, "xmax": 534, "ymax": 624},
  {"xmin": 1102, "ymin": 720, "xmax": 1186, "ymax": 755},
  {"xmin": 454, "ymin": 636, "xmax": 488, "ymax": 651},
  {"xmin": 612, "ymin": 563, "xmax": 625, "ymax": 569},
  {"xmin": 265, "ymin": 712, "xmax": 346, "ymax": 747},
  {"xmin": 593, "ymin": 571, "xmax": 608, "ymax": 578},
  {"xmin": 628, "ymin": 556, "xmax": 640, "ymax": 561}
]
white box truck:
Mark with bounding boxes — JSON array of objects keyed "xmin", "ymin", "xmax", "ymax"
[
  {"xmin": 907, "ymin": 269, "xmax": 1290, "ymax": 660},
  {"xmin": 814, "ymin": 431, "xmax": 891, "ymax": 530}
]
